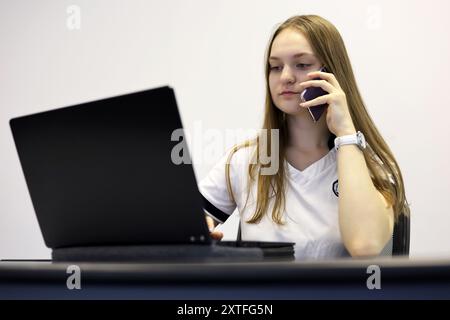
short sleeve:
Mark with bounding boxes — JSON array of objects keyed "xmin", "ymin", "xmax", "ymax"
[{"xmin": 198, "ymin": 150, "xmax": 238, "ymax": 224}]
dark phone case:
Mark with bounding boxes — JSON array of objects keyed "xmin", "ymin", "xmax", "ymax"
[{"xmin": 301, "ymin": 67, "xmax": 328, "ymax": 122}]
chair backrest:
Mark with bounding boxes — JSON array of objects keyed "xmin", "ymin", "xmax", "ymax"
[{"xmin": 392, "ymin": 213, "xmax": 410, "ymax": 256}]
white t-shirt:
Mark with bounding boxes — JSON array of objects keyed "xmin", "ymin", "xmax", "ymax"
[{"xmin": 198, "ymin": 144, "xmax": 352, "ymax": 260}]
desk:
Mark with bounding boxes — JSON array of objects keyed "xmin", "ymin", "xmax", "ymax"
[{"xmin": 1, "ymin": 258, "xmax": 450, "ymax": 299}]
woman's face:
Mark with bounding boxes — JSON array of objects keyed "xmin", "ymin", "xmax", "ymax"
[{"xmin": 268, "ymin": 28, "xmax": 322, "ymax": 116}]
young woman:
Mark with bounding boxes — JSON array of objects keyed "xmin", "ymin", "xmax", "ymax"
[{"xmin": 199, "ymin": 15, "xmax": 410, "ymax": 259}]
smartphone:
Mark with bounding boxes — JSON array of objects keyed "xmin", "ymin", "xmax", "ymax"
[{"xmin": 300, "ymin": 66, "xmax": 328, "ymax": 122}]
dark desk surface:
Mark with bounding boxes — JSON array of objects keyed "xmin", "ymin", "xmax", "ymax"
[{"xmin": 1, "ymin": 257, "xmax": 450, "ymax": 299}]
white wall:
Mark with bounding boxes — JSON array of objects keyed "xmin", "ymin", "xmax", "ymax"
[{"xmin": 1, "ymin": 0, "xmax": 449, "ymax": 259}]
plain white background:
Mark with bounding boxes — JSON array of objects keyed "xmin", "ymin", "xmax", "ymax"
[{"xmin": 1, "ymin": 0, "xmax": 449, "ymax": 259}]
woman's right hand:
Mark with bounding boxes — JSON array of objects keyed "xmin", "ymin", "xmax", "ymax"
[{"xmin": 205, "ymin": 215, "xmax": 224, "ymax": 241}]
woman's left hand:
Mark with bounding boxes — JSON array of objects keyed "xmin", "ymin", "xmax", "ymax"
[{"xmin": 298, "ymin": 70, "xmax": 356, "ymax": 136}]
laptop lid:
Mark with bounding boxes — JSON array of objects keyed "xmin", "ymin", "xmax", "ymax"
[{"xmin": 10, "ymin": 86, "xmax": 212, "ymax": 248}]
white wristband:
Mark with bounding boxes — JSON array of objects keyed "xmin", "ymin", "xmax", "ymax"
[{"xmin": 334, "ymin": 131, "xmax": 366, "ymax": 150}]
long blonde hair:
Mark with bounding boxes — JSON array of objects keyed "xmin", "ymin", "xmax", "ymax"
[{"xmin": 226, "ymin": 15, "xmax": 410, "ymax": 224}]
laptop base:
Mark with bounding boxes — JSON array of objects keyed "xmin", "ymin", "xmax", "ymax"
[{"xmin": 52, "ymin": 244, "xmax": 268, "ymax": 263}]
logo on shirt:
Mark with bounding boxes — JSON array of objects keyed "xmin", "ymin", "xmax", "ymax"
[{"xmin": 332, "ymin": 179, "xmax": 339, "ymax": 197}]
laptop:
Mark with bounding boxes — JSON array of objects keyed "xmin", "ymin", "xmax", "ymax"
[{"xmin": 9, "ymin": 86, "xmax": 294, "ymax": 262}]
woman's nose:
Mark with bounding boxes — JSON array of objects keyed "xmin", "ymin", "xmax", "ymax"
[{"xmin": 280, "ymin": 66, "xmax": 295, "ymax": 84}]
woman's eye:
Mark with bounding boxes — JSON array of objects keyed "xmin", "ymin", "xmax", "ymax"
[
  {"xmin": 269, "ymin": 64, "xmax": 312, "ymax": 71},
  {"xmin": 297, "ymin": 63, "xmax": 312, "ymax": 68}
]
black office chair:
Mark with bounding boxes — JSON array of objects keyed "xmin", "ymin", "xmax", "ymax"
[{"xmin": 392, "ymin": 213, "xmax": 410, "ymax": 256}]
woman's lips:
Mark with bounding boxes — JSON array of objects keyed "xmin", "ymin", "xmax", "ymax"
[{"xmin": 281, "ymin": 92, "xmax": 298, "ymax": 98}]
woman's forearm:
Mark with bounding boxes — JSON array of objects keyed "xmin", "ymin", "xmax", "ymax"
[{"xmin": 337, "ymin": 142, "xmax": 394, "ymax": 257}]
